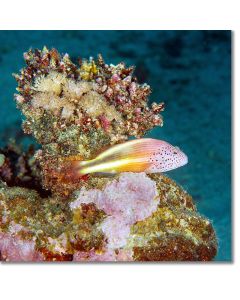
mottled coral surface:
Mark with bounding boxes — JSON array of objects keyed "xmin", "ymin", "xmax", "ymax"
[
  {"xmin": 0, "ymin": 172, "xmax": 217, "ymax": 261},
  {"xmin": 71, "ymin": 173, "xmax": 159, "ymax": 249},
  {"xmin": 0, "ymin": 47, "xmax": 217, "ymax": 262}
]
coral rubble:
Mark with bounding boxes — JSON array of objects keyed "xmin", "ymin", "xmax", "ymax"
[{"xmin": 0, "ymin": 47, "xmax": 217, "ymax": 261}]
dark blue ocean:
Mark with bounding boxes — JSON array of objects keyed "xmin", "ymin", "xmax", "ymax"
[{"xmin": 0, "ymin": 30, "xmax": 231, "ymax": 261}]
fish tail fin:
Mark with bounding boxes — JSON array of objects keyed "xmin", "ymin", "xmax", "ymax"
[{"xmin": 56, "ymin": 156, "xmax": 91, "ymax": 183}]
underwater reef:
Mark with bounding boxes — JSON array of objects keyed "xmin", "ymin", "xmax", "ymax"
[{"xmin": 0, "ymin": 48, "xmax": 217, "ymax": 261}]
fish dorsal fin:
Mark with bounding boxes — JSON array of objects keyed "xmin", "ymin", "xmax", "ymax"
[{"xmin": 95, "ymin": 139, "xmax": 151, "ymax": 161}]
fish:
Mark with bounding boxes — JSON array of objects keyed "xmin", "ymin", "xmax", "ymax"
[{"xmin": 63, "ymin": 138, "xmax": 188, "ymax": 178}]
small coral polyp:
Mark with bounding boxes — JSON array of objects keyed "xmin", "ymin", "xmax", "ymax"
[{"xmin": 0, "ymin": 47, "xmax": 217, "ymax": 261}]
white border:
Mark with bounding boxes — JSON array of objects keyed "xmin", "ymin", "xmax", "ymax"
[
  {"xmin": 0, "ymin": 0, "xmax": 239, "ymax": 30},
  {"xmin": 0, "ymin": 1, "xmax": 238, "ymax": 299}
]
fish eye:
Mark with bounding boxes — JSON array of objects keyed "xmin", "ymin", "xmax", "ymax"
[{"xmin": 173, "ymin": 151, "xmax": 178, "ymax": 155}]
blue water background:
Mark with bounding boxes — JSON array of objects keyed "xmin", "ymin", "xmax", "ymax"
[{"xmin": 0, "ymin": 30, "xmax": 231, "ymax": 261}]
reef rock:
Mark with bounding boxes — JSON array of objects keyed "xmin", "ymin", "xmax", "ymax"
[
  {"xmin": 0, "ymin": 48, "xmax": 217, "ymax": 261},
  {"xmin": 0, "ymin": 171, "xmax": 217, "ymax": 261},
  {"xmin": 14, "ymin": 47, "xmax": 164, "ymax": 195}
]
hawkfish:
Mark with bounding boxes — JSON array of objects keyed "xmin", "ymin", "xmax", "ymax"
[{"xmin": 62, "ymin": 138, "xmax": 188, "ymax": 179}]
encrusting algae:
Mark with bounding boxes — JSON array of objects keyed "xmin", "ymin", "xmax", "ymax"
[{"xmin": 0, "ymin": 47, "xmax": 217, "ymax": 261}]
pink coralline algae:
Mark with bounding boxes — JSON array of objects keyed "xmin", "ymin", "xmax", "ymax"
[
  {"xmin": 101, "ymin": 216, "xmax": 131, "ymax": 249},
  {"xmin": 0, "ymin": 233, "xmax": 43, "ymax": 262},
  {"xmin": 70, "ymin": 172, "xmax": 159, "ymax": 248}
]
